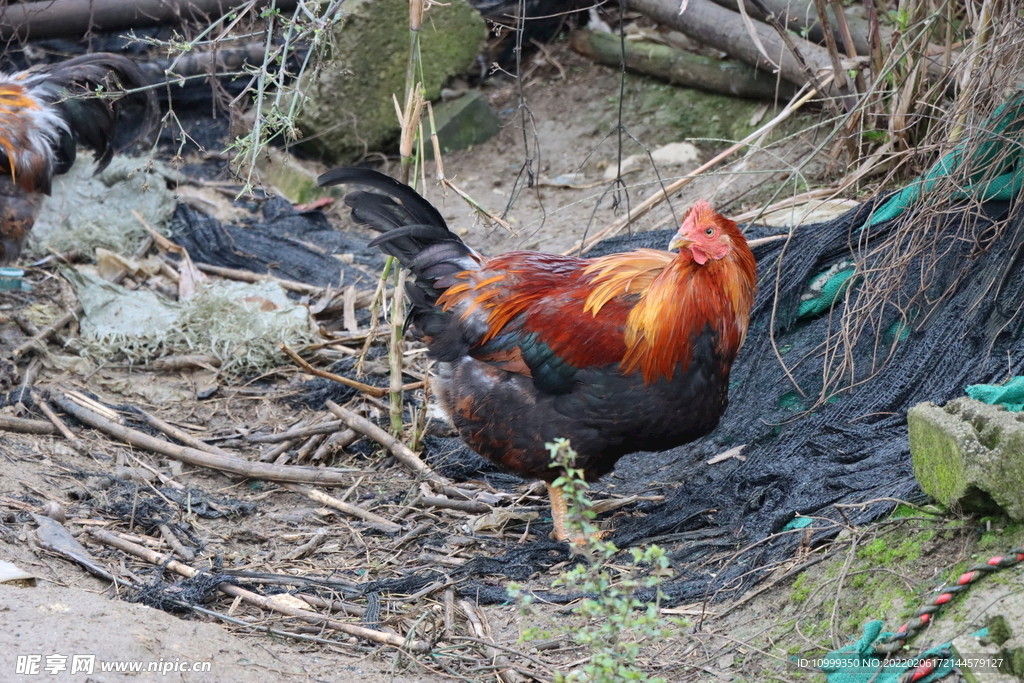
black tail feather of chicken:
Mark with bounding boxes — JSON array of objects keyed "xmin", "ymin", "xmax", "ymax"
[{"xmin": 319, "ymin": 168, "xmax": 481, "ymax": 341}]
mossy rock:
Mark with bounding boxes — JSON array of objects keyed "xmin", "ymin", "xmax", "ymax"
[
  {"xmin": 908, "ymin": 398, "xmax": 1024, "ymax": 519},
  {"xmin": 295, "ymin": 0, "xmax": 486, "ymax": 162}
]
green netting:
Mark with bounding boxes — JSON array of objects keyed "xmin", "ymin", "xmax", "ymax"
[
  {"xmin": 868, "ymin": 90, "xmax": 1024, "ymax": 227},
  {"xmin": 966, "ymin": 376, "xmax": 1024, "ymax": 411},
  {"xmin": 797, "ymin": 89, "xmax": 1024, "ymax": 320},
  {"xmin": 798, "ymin": 267, "xmax": 859, "ymax": 318},
  {"xmin": 822, "ymin": 622, "xmax": 953, "ymax": 683}
]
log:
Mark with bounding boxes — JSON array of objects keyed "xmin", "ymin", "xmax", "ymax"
[
  {"xmin": 707, "ymin": 0, "xmax": 881, "ymax": 58},
  {"xmin": 0, "ymin": 0, "xmax": 298, "ymax": 41},
  {"xmin": 0, "ymin": 415, "xmax": 58, "ymax": 436},
  {"xmin": 627, "ymin": 0, "xmax": 840, "ymax": 95},
  {"xmin": 570, "ymin": 29, "xmax": 794, "ymax": 100}
]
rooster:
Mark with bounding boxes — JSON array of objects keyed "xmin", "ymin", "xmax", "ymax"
[
  {"xmin": 0, "ymin": 53, "xmax": 158, "ymax": 263},
  {"xmin": 319, "ymin": 168, "xmax": 757, "ymax": 542}
]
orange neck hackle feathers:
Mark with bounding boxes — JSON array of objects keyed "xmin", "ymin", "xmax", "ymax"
[{"xmin": 585, "ymin": 201, "xmax": 756, "ymax": 384}]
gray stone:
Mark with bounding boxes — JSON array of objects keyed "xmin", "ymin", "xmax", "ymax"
[
  {"xmin": 294, "ymin": 0, "xmax": 486, "ymax": 163},
  {"xmin": 908, "ymin": 398, "xmax": 1024, "ymax": 519},
  {"xmin": 426, "ymin": 90, "xmax": 500, "ymax": 158}
]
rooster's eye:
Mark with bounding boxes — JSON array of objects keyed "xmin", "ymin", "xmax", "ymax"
[{"xmin": 705, "ymin": 227, "xmax": 715, "ymax": 236}]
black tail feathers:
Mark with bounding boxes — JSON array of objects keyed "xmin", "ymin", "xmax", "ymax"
[
  {"xmin": 319, "ymin": 168, "xmax": 480, "ymax": 333},
  {"xmin": 44, "ymin": 53, "xmax": 159, "ymax": 177}
]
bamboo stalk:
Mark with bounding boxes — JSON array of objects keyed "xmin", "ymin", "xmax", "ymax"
[{"xmin": 389, "ymin": 269, "xmax": 406, "ymax": 434}]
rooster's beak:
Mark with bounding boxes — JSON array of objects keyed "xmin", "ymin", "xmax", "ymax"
[{"xmin": 669, "ymin": 235, "xmax": 694, "ymax": 252}]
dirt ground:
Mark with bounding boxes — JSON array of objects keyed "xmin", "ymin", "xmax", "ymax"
[{"xmin": 2, "ymin": 42, "xmax": 1022, "ymax": 683}]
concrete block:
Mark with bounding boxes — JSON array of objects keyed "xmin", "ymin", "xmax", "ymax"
[{"xmin": 908, "ymin": 398, "xmax": 1024, "ymax": 519}]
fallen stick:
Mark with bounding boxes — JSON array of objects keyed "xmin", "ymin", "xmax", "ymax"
[
  {"xmin": 195, "ymin": 262, "xmax": 328, "ymax": 296},
  {"xmin": 248, "ymin": 420, "xmax": 346, "ymax": 444},
  {"xmin": 312, "ymin": 429, "xmax": 358, "ymax": 462},
  {"xmin": 280, "ymin": 343, "xmax": 389, "ymax": 398},
  {"xmin": 294, "ymin": 433, "xmax": 329, "ymax": 463},
  {"xmin": 53, "ymin": 393, "xmax": 361, "ymax": 486},
  {"xmin": 136, "ymin": 408, "xmax": 238, "ymax": 459},
  {"xmin": 296, "ymin": 593, "xmax": 366, "ymax": 617},
  {"xmin": 259, "ymin": 439, "xmax": 298, "ymax": 463},
  {"xmin": 278, "ymin": 483, "xmax": 402, "ymax": 533},
  {"xmin": 32, "ymin": 391, "xmax": 89, "ymax": 455},
  {"xmin": 421, "ymin": 495, "xmax": 491, "ymax": 515},
  {"xmin": 157, "ymin": 523, "xmax": 195, "ymax": 562},
  {"xmin": 0, "ymin": 415, "xmax": 58, "ymax": 435},
  {"xmin": 325, "ymin": 400, "xmax": 449, "ymax": 487},
  {"xmin": 87, "ymin": 529, "xmax": 430, "ymax": 653},
  {"xmin": 12, "ymin": 305, "xmax": 82, "ymax": 359},
  {"xmin": 281, "ymin": 527, "xmax": 328, "ymax": 561}
]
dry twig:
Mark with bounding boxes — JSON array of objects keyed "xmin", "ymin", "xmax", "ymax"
[
  {"xmin": 278, "ymin": 482, "xmax": 401, "ymax": 533},
  {"xmin": 325, "ymin": 400, "xmax": 449, "ymax": 486},
  {"xmin": 12, "ymin": 305, "xmax": 82, "ymax": 359},
  {"xmin": 280, "ymin": 343, "xmax": 389, "ymax": 398},
  {"xmin": 53, "ymin": 393, "xmax": 361, "ymax": 485}
]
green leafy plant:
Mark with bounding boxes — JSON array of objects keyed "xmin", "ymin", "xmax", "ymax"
[{"xmin": 509, "ymin": 439, "xmax": 687, "ymax": 683}]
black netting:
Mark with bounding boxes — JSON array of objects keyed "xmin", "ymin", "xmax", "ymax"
[{"xmin": 128, "ymin": 570, "xmax": 241, "ymax": 614}]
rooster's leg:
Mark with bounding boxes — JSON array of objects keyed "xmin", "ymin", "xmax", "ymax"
[{"xmin": 547, "ymin": 482, "xmax": 585, "ymax": 544}]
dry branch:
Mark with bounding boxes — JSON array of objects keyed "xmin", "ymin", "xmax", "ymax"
[
  {"xmin": 0, "ymin": 415, "xmax": 58, "ymax": 436},
  {"xmin": 87, "ymin": 529, "xmax": 431, "ymax": 652},
  {"xmin": 12, "ymin": 305, "xmax": 82, "ymax": 359},
  {"xmin": 421, "ymin": 495, "xmax": 491, "ymax": 515},
  {"xmin": 280, "ymin": 343, "xmax": 389, "ymax": 398},
  {"xmin": 325, "ymin": 400, "xmax": 449, "ymax": 486},
  {"xmin": 278, "ymin": 482, "xmax": 402, "ymax": 533},
  {"xmin": 136, "ymin": 408, "xmax": 238, "ymax": 459},
  {"xmin": 53, "ymin": 393, "xmax": 361, "ymax": 486},
  {"xmin": 247, "ymin": 420, "xmax": 346, "ymax": 444},
  {"xmin": 32, "ymin": 392, "xmax": 89, "ymax": 455},
  {"xmin": 570, "ymin": 29, "xmax": 793, "ymax": 100},
  {"xmin": 195, "ymin": 263, "xmax": 330, "ymax": 296}
]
